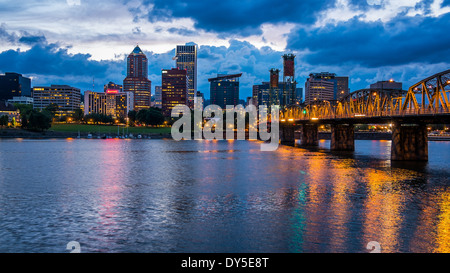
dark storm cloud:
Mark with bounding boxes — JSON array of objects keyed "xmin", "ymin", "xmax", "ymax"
[
  {"xmin": 0, "ymin": 43, "xmax": 112, "ymax": 77},
  {"xmin": 140, "ymin": 0, "xmax": 336, "ymax": 36},
  {"xmin": 287, "ymin": 13, "xmax": 450, "ymax": 68},
  {"xmin": 0, "ymin": 36, "xmax": 126, "ymax": 91},
  {"xmin": 18, "ymin": 35, "xmax": 47, "ymax": 45}
]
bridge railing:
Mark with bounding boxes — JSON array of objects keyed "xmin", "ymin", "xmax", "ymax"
[{"xmin": 283, "ymin": 105, "xmax": 450, "ymax": 121}]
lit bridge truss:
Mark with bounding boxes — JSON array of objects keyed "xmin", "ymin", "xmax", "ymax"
[{"xmin": 281, "ymin": 69, "xmax": 450, "ymax": 122}]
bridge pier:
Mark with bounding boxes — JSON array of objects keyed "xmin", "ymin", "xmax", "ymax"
[
  {"xmin": 331, "ymin": 124, "xmax": 355, "ymax": 151},
  {"xmin": 280, "ymin": 124, "xmax": 297, "ymax": 145},
  {"xmin": 391, "ymin": 123, "xmax": 428, "ymax": 161},
  {"xmin": 299, "ymin": 124, "xmax": 319, "ymax": 147}
]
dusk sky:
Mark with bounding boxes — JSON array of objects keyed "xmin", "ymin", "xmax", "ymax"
[{"xmin": 0, "ymin": 0, "xmax": 449, "ymax": 99}]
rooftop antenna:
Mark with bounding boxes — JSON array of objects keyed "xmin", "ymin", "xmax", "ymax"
[{"xmin": 92, "ymin": 77, "xmax": 95, "ymax": 92}]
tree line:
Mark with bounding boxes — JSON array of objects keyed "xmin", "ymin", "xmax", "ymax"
[
  {"xmin": 10, "ymin": 103, "xmax": 167, "ymax": 131},
  {"xmin": 127, "ymin": 107, "xmax": 165, "ymax": 126}
]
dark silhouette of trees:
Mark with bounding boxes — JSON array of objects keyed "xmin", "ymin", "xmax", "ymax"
[
  {"xmin": 84, "ymin": 113, "xmax": 114, "ymax": 125},
  {"xmin": 136, "ymin": 108, "xmax": 165, "ymax": 126}
]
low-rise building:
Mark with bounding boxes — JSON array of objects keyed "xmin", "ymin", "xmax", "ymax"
[
  {"xmin": 7, "ymin": 96, "xmax": 34, "ymax": 105},
  {"xmin": 0, "ymin": 100, "xmax": 20, "ymax": 123},
  {"xmin": 32, "ymin": 85, "xmax": 81, "ymax": 117}
]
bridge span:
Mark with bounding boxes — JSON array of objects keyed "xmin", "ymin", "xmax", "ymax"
[{"xmin": 280, "ymin": 69, "xmax": 450, "ymax": 161}]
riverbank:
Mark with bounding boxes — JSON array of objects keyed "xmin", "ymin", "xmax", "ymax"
[
  {"xmin": 1, "ymin": 127, "xmax": 449, "ymax": 141},
  {"xmin": 0, "ymin": 127, "xmax": 172, "ymax": 139}
]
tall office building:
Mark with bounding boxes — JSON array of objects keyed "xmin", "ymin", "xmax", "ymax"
[
  {"xmin": 255, "ymin": 81, "xmax": 294, "ymax": 107},
  {"xmin": 161, "ymin": 68, "xmax": 188, "ymax": 116},
  {"xmin": 154, "ymin": 86, "xmax": 162, "ymax": 109},
  {"xmin": 0, "ymin": 72, "xmax": 31, "ymax": 101},
  {"xmin": 254, "ymin": 82, "xmax": 270, "ymax": 106},
  {"xmin": 209, "ymin": 74, "xmax": 242, "ymax": 109},
  {"xmin": 252, "ymin": 84, "xmax": 261, "ymax": 107},
  {"xmin": 336, "ymin": 76, "xmax": 349, "ymax": 100},
  {"xmin": 123, "ymin": 45, "xmax": 151, "ymax": 111},
  {"xmin": 305, "ymin": 72, "xmax": 338, "ymax": 105},
  {"xmin": 32, "ymin": 85, "xmax": 81, "ymax": 115},
  {"xmin": 175, "ymin": 44, "xmax": 197, "ymax": 107}
]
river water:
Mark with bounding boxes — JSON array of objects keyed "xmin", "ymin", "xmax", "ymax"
[{"xmin": 0, "ymin": 138, "xmax": 449, "ymax": 253}]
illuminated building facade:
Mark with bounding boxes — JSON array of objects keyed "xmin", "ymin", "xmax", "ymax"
[
  {"xmin": 123, "ymin": 46, "xmax": 151, "ymax": 111},
  {"xmin": 209, "ymin": 74, "xmax": 241, "ymax": 109},
  {"xmin": 305, "ymin": 72, "xmax": 337, "ymax": 105},
  {"xmin": 104, "ymin": 81, "xmax": 123, "ymax": 93},
  {"xmin": 84, "ymin": 90, "xmax": 134, "ymax": 119},
  {"xmin": 161, "ymin": 68, "xmax": 188, "ymax": 116},
  {"xmin": 32, "ymin": 85, "xmax": 81, "ymax": 115},
  {"xmin": 175, "ymin": 44, "xmax": 197, "ymax": 107}
]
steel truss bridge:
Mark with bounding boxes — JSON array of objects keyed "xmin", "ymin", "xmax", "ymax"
[{"xmin": 279, "ymin": 69, "xmax": 450, "ymax": 161}]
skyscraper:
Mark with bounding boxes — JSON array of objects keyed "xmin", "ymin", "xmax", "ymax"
[
  {"xmin": 336, "ymin": 76, "xmax": 349, "ymax": 100},
  {"xmin": 123, "ymin": 45, "xmax": 151, "ymax": 111},
  {"xmin": 154, "ymin": 86, "xmax": 162, "ymax": 109},
  {"xmin": 209, "ymin": 74, "xmax": 241, "ymax": 109},
  {"xmin": 0, "ymin": 72, "xmax": 31, "ymax": 101},
  {"xmin": 175, "ymin": 44, "xmax": 197, "ymax": 107},
  {"xmin": 161, "ymin": 68, "xmax": 188, "ymax": 117}
]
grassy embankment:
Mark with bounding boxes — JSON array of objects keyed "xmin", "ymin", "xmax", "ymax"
[{"xmin": 50, "ymin": 123, "xmax": 172, "ymax": 135}]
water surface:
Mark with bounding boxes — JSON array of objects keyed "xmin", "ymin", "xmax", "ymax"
[{"xmin": 0, "ymin": 138, "xmax": 449, "ymax": 253}]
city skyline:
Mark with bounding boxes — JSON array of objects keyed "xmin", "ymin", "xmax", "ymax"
[{"xmin": 0, "ymin": 0, "xmax": 449, "ymax": 99}]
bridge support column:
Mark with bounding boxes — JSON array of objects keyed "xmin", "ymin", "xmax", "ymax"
[
  {"xmin": 391, "ymin": 123, "xmax": 428, "ymax": 161},
  {"xmin": 280, "ymin": 124, "xmax": 296, "ymax": 145},
  {"xmin": 299, "ymin": 124, "xmax": 319, "ymax": 147},
  {"xmin": 331, "ymin": 124, "xmax": 355, "ymax": 151}
]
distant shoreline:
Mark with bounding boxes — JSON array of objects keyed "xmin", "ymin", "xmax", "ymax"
[
  {"xmin": 0, "ymin": 128, "xmax": 172, "ymax": 139},
  {"xmin": 1, "ymin": 129, "xmax": 449, "ymax": 141}
]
